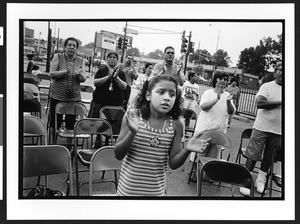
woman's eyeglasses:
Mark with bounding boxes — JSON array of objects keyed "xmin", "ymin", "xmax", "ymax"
[{"xmin": 219, "ymin": 77, "xmax": 228, "ymax": 81}]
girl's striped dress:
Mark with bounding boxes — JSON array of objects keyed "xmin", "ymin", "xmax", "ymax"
[{"xmin": 117, "ymin": 118, "xmax": 174, "ymax": 196}]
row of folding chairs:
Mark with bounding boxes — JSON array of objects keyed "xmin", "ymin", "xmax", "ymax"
[
  {"xmin": 186, "ymin": 127, "xmax": 282, "ymax": 198},
  {"xmin": 181, "ymin": 106, "xmax": 282, "ymax": 197},
  {"xmin": 23, "ymin": 145, "xmax": 122, "ymax": 197},
  {"xmin": 23, "ymin": 104, "xmax": 126, "ymax": 196}
]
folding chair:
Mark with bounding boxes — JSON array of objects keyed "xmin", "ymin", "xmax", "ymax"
[
  {"xmin": 89, "ymin": 146, "xmax": 123, "ymax": 196},
  {"xmin": 24, "ymin": 72, "xmax": 40, "ymax": 86},
  {"xmin": 182, "ymin": 108, "xmax": 198, "ymax": 141},
  {"xmin": 99, "ymin": 106, "xmax": 126, "ymax": 145},
  {"xmin": 261, "ymin": 147, "xmax": 283, "ymax": 197},
  {"xmin": 188, "ymin": 130, "xmax": 231, "ymax": 184},
  {"xmin": 23, "ymin": 145, "xmax": 73, "ymax": 196},
  {"xmin": 53, "ymin": 102, "xmax": 89, "ymax": 149},
  {"xmin": 23, "ymin": 115, "xmax": 47, "ymax": 145},
  {"xmin": 80, "ymin": 84, "xmax": 94, "ymax": 111},
  {"xmin": 235, "ymin": 128, "xmax": 261, "ymax": 173},
  {"xmin": 73, "ymin": 118, "xmax": 113, "ymax": 195},
  {"xmin": 24, "ymin": 82, "xmax": 40, "ymax": 101},
  {"xmin": 23, "ymin": 99, "xmax": 41, "ymax": 118},
  {"xmin": 198, "ymin": 160, "xmax": 254, "ymax": 197}
]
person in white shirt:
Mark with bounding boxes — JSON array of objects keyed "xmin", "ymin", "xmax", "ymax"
[
  {"xmin": 189, "ymin": 72, "xmax": 235, "ymax": 182},
  {"xmin": 239, "ymin": 63, "xmax": 282, "ymax": 196},
  {"xmin": 135, "ymin": 62, "xmax": 153, "ymax": 91},
  {"xmin": 182, "ymin": 71, "xmax": 200, "ymax": 114}
]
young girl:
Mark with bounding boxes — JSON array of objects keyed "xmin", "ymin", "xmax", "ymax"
[{"xmin": 115, "ymin": 74, "xmax": 209, "ymax": 196}]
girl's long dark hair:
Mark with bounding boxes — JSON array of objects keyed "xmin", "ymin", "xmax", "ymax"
[{"xmin": 135, "ymin": 74, "xmax": 182, "ymax": 120}]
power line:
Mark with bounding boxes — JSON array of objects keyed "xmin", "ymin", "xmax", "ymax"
[{"xmin": 127, "ymin": 24, "xmax": 181, "ymax": 34}]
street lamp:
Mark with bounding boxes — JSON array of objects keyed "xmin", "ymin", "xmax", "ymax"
[
  {"xmin": 209, "ymin": 24, "xmax": 220, "ymax": 77},
  {"xmin": 209, "ymin": 24, "xmax": 220, "ymax": 54}
]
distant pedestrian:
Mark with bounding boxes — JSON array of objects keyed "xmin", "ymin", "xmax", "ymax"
[
  {"xmin": 182, "ymin": 70, "xmax": 200, "ymax": 115},
  {"xmin": 115, "ymin": 74, "xmax": 210, "ymax": 196},
  {"xmin": 135, "ymin": 62, "xmax": 153, "ymax": 91},
  {"xmin": 152, "ymin": 46, "xmax": 184, "ymax": 86},
  {"xmin": 239, "ymin": 63, "xmax": 282, "ymax": 196},
  {"xmin": 26, "ymin": 52, "xmax": 35, "ymax": 73},
  {"xmin": 118, "ymin": 54, "xmax": 138, "ymax": 109},
  {"xmin": 225, "ymin": 77, "xmax": 240, "ymax": 126}
]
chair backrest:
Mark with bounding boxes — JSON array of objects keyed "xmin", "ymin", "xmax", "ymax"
[
  {"xmin": 23, "ymin": 145, "xmax": 73, "ymax": 195},
  {"xmin": 23, "ymin": 99, "xmax": 41, "ymax": 118},
  {"xmin": 54, "ymin": 101, "xmax": 87, "ymax": 131},
  {"xmin": 239, "ymin": 128, "xmax": 252, "ymax": 148},
  {"xmin": 80, "ymin": 84, "xmax": 94, "ymax": 93},
  {"xmin": 24, "ymin": 91, "xmax": 34, "ymax": 100},
  {"xmin": 24, "ymin": 82, "xmax": 40, "ymax": 100},
  {"xmin": 199, "ymin": 160, "xmax": 254, "ymax": 197},
  {"xmin": 23, "ymin": 115, "xmax": 47, "ymax": 145},
  {"xmin": 182, "ymin": 108, "xmax": 198, "ymax": 130},
  {"xmin": 24, "ymin": 72, "xmax": 40, "ymax": 86},
  {"xmin": 99, "ymin": 106, "xmax": 126, "ymax": 136},
  {"xmin": 89, "ymin": 146, "xmax": 123, "ymax": 195},
  {"xmin": 199, "ymin": 130, "xmax": 231, "ymax": 160},
  {"xmin": 73, "ymin": 118, "xmax": 114, "ymax": 150},
  {"xmin": 37, "ymin": 73, "xmax": 51, "ymax": 82}
]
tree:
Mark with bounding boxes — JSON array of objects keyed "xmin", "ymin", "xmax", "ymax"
[
  {"xmin": 146, "ymin": 49, "xmax": 164, "ymax": 59},
  {"xmin": 126, "ymin": 47, "xmax": 141, "ymax": 57},
  {"xmin": 188, "ymin": 49, "xmax": 213, "ymax": 65},
  {"xmin": 238, "ymin": 35, "xmax": 282, "ymax": 78},
  {"xmin": 83, "ymin": 42, "xmax": 95, "ymax": 48},
  {"xmin": 213, "ymin": 49, "xmax": 230, "ymax": 67}
]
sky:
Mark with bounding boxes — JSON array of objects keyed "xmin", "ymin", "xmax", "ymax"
[{"xmin": 25, "ymin": 20, "xmax": 282, "ymax": 67}]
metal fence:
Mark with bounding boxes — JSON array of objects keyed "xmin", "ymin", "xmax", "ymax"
[{"xmin": 198, "ymin": 83, "xmax": 258, "ymax": 117}]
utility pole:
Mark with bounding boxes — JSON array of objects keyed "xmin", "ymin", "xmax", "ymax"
[
  {"xmin": 121, "ymin": 21, "xmax": 128, "ymax": 63},
  {"xmin": 56, "ymin": 28, "xmax": 60, "ymax": 53},
  {"xmin": 46, "ymin": 21, "xmax": 52, "ymax": 73},
  {"xmin": 37, "ymin": 32, "xmax": 41, "ymax": 56},
  {"xmin": 183, "ymin": 31, "xmax": 192, "ymax": 75}
]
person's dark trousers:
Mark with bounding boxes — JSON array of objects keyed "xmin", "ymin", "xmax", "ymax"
[{"xmin": 123, "ymin": 85, "xmax": 131, "ymax": 110}]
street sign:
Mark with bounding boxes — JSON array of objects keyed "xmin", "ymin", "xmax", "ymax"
[
  {"xmin": 95, "ymin": 30, "xmax": 133, "ymax": 50},
  {"xmin": 123, "ymin": 27, "xmax": 138, "ymax": 35}
]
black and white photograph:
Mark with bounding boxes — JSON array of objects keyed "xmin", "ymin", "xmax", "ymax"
[{"xmin": 5, "ymin": 2, "xmax": 296, "ymax": 222}]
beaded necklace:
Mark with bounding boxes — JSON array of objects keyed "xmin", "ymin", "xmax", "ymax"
[{"xmin": 147, "ymin": 119, "xmax": 167, "ymax": 148}]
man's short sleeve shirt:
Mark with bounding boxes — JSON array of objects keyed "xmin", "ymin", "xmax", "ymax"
[{"xmin": 253, "ymin": 80, "xmax": 282, "ymax": 135}]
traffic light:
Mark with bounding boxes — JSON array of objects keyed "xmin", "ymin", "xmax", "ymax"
[
  {"xmin": 181, "ymin": 31, "xmax": 188, "ymax": 53},
  {"xmin": 117, "ymin": 37, "xmax": 123, "ymax": 49},
  {"xmin": 123, "ymin": 38, "xmax": 128, "ymax": 49},
  {"xmin": 187, "ymin": 41, "xmax": 195, "ymax": 53}
]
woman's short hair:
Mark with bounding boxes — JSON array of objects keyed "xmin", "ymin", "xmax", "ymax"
[
  {"xmin": 164, "ymin": 46, "xmax": 175, "ymax": 54},
  {"xmin": 143, "ymin": 63, "xmax": 153, "ymax": 74},
  {"xmin": 212, "ymin": 72, "xmax": 229, "ymax": 88},
  {"xmin": 107, "ymin": 51, "xmax": 119, "ymax": 60},
  {"xmin": 188, "ymin": 71, "xmax": 196, "ymax": 81},
  {"xmin": 229, "ymin": 77, "xmax": 238, "ymax": 84},
  {"xmin": 64, "ymin": 37, "xmax": 79, "ymax": 48},
  {"xmin": 136, "ymin": 74, "xmax": 182, "ymax": 119}
]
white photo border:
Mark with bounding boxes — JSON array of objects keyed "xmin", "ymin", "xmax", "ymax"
[{"xmin": 7, "ymin": 3, "xmax": 295, "ymax": 220}]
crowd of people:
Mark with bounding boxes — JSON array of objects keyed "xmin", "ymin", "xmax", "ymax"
[{"xmin": 27, "ymin": 36, "xmax": 282, "ymax": 197}]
